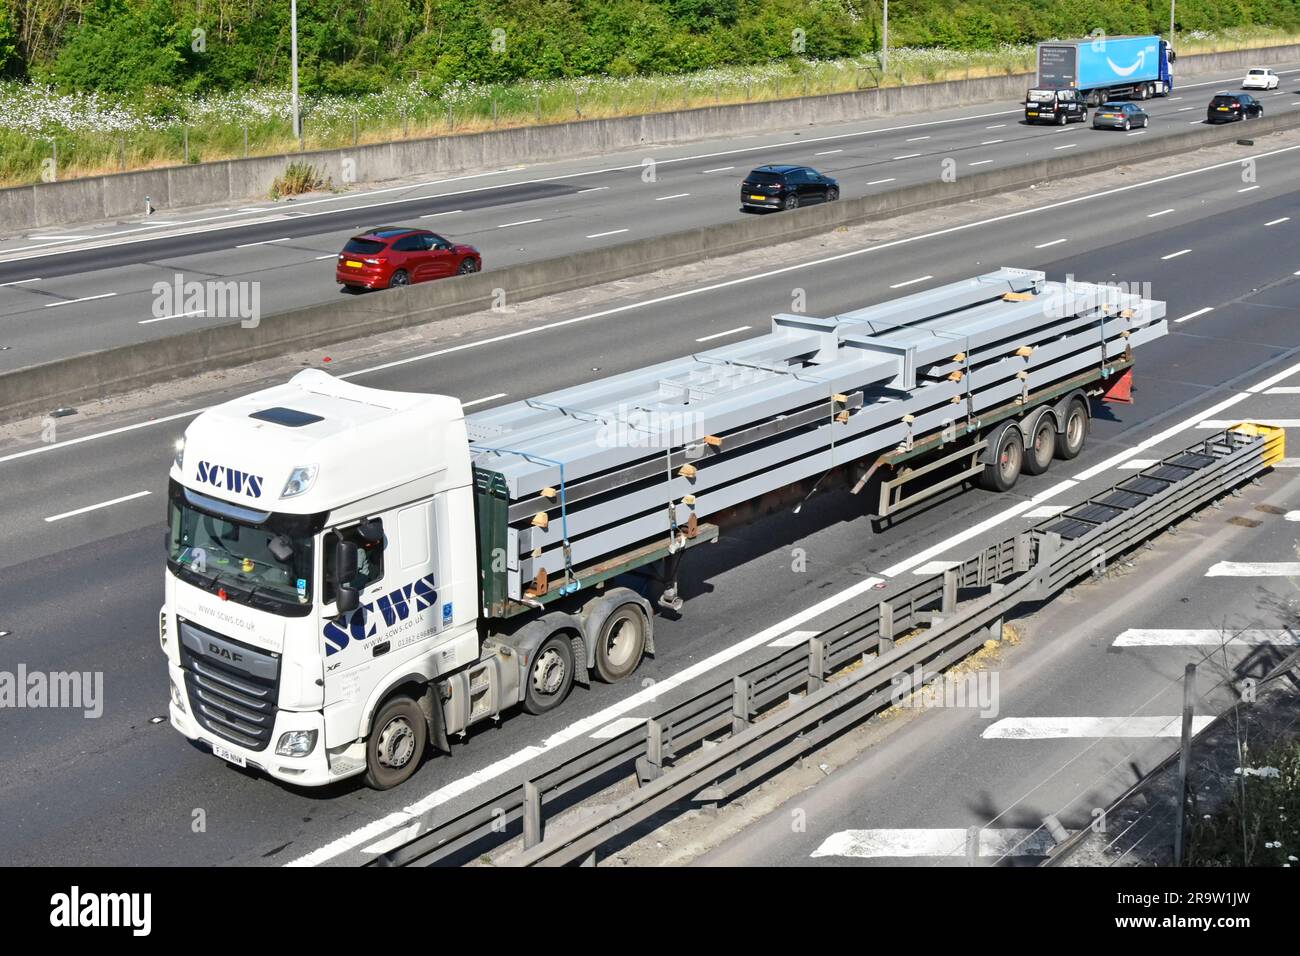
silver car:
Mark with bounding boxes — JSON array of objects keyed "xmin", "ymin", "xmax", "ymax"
[{"xmin": 1092, "ymin": 102, "xmax": 1149, "ymax": 131}]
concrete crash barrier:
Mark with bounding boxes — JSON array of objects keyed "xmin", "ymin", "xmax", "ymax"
[
  {"xmin": 0, "ymin": 109, "xmax": 1297, "ymax": 424},
  {"xmin": 0, "ymin": 42, "xmax": 1297, "ymax": 233}
]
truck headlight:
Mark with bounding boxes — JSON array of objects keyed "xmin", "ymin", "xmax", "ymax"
[
  {"xmin": 173, "ymin": 437, "xmax": 186, "ymax": 470},
  {"xmin": 276, "ymin": 730, "xmax": 318, "ymax": 757},
  {"xmin": 170, "ymin": 678, "xmax": 185, "ymax": 713}
]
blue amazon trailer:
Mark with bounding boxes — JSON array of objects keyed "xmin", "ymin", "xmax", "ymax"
[{"xmin": 1027, "ymin": 35, "xmax": 1174, "ymax": 122}]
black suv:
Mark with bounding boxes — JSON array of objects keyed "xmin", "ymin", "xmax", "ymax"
[
  {"xmin": 741, "ymin": 165, "xmax": 839, "ymax": 211},
  {"xmin": 1207, "ymin": 92, "xmax": 1263, "ymax": 123}
]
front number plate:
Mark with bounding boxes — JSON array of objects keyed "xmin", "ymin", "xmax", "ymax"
[{"xmin": 211, "ymin": 741, "xmax": 247, "ymax": 767}]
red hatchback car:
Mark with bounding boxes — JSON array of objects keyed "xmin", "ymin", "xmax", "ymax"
[{"xmin": 336, "ymin": 226, "xmax": 481, "ymax": 291}]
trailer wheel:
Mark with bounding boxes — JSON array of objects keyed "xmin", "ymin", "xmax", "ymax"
[
  {"xmin": 594, "ymin": 603, "xmax": 648, "ymax": 683},
  {"xmin": 979, "ymin": 426, "xmax": 1024, "ymax": 492},
  {"xmin": 364, "ymin": 696, "xmax": 427, "ymax": 790},
  {"xmin": 1023, "ymin": 416, "xmax": 1056, "ymax": 475},
  {"xmin": 523, "ymin": 633, "xmax": 575, "ymax": 715},
  {"xmin": 1055, "ymin": 399, "xmax": 1090, "ymax": 460}
]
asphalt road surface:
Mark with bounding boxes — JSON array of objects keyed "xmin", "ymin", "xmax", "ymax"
[
  {"xmin": 0, "ymin": 61, "xmax": 1297, "ymax": 369},
  {"xmin": 0, "ymin": 143, "xmax": 1297, "ymax": 866}
]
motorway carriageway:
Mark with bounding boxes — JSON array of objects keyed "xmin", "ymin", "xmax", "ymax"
[
  {"xmin": 0, "ymin": 147, "xmax": 1297, "ymax": 866},
  {"xmin": 0, "ymin": 60, "xmax": 1299, "ymax": 367}
]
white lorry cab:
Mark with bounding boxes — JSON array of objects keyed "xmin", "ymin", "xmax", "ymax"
[{"xmin": 162, "ymin": 372, "xmax": 482, "ymax": 788}]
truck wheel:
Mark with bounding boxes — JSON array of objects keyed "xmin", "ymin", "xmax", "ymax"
[
  {"xmin": 594, "ymin": 604, "xmax": 647, "ymax": 683},
  {"xmin": 1055, "ymin": 399, "xmax": 1090, "ymax": 460},
  {"xmin": 1023, "ymin": 417, "xmax": 1056, "ymax": 475},
  {"xmin": 979, "ymin": 426, "xmax": 1024, "ymax": 492},
  {"xmin": 523, "ymin": 633, "xmax": 575, "ymax": 715},
  {"xmin": 364, "ymin": 696, "xmax": 427, "ymax": 790}
]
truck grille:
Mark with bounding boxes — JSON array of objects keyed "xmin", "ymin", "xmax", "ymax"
[{"xmin": 178, "ymin": 620, "xmax": 281, "ymax": 752}]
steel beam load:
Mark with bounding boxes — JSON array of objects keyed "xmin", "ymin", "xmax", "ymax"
[{"xmin": 469, "ymin": 269, "xmax": 1167, "ymax": 603}]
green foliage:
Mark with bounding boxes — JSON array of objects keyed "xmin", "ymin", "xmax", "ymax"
[{"xmin": 4, "ymin": 0, "xmax": 1300, "ymax": 97}]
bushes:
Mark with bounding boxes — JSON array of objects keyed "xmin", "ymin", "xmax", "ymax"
[{"xmin": 5, "ymin": 0, "xmax": 1300, "ymax": 98}]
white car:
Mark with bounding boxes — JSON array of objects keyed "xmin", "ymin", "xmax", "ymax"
[{"xmin": 1242, "ymin": 68, "xmax": 1280, "ymax": 90}]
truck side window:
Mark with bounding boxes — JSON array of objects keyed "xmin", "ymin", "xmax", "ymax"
[{"xmin": 323, "ymin": 522, "xmax": 385, "ymax": 603}]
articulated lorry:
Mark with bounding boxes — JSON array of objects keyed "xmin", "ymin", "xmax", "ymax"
[
  {"xmin": 160, "ymin": 269, "xmax": 1166, "ymax": 789},
  {"xmin": 1026, "ymin": 35, "xmax": 1175, "ymax": 123}
]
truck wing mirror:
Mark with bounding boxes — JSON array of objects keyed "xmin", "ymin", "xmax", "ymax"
[
  {"xmin": 357, "ymin": 518, "xmax": 383, "ymax": 544},
  {"xmin": 336, "ymin": 582, "xmax": 360, "ymax": 615}
]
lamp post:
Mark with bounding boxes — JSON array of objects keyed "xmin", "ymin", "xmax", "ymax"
[
  {"xmin": 881, "ymin": 0, "xmax": 889, "ymax": 77},
  {"xmin": 291, "ymin": 0, "xmax": 301, "ymax": 140}
]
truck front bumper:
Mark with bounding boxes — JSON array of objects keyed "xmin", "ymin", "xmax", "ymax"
[{"xmin": 168, "ymin": 662, "xmax": 357, "ymax": 787}]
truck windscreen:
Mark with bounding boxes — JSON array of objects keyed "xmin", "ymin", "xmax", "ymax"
[{"xmin": 166, "ymin": 480, "xmax": 323, "ymax": 615}]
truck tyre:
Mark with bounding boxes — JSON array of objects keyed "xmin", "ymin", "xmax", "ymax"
[
  {"xmin": 1055, "ymin": 398, "xmax": 1090, "ymax": 460},
  {"xmin": 1023, "ymin": 416, "xmax": 1056, "ymax": 475},
  {"xmin": 979, "ymin": 426, "xmax": 1024, "ymax": 492},
  {"xmin": 523, "ymin": 633, "xmax": 575, "ymax": 715},
  {"xmin": 594, "ymin": 603, "xmax": 648, "ymax": 683},
  {"xmin": 364, "ymin": 696, "xmax": 427, "ymax": 790}
]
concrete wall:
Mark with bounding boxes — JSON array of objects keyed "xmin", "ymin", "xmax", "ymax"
[
  {"xmin": 3, "ymin": 109, "xmax": 1296, "ymax": 423},
  {"xmin": 1, "ymin": 42, "xmax": 1296, "ymax": 234}
]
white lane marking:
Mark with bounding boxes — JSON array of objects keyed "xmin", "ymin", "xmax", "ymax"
[
  {"xmin": 986, "ymin": 124, "xmax": 1007, "ymax": 129},
  {"xmin": 1174, "ymin": 306, "xmax": 1214, "ymax": 323},
  {"xmin": 905, "ymin": 136, "xmax": 930, "ymax": 142},
  {"xmin": 1024, "ymin": 505, "xmax": 1067, "ymax": 518},
  {"xmin": 890, "ymin": 275, "xmax": 933, "ymax": 288},
  {"xmin": 314, "ymin": 254, "xmax": 338, "ymax": 260},
  {"xmin": 586, "ymin": 229, "xmax": 629, "ymax": 239},
  {"xmin": 577, "ymin": 186, "xmax": 608, "ymax": 194},
  {"xmin": 1198, "ymin": 419, "xmax": 1300, "ymax": 428},
  {"xmin": 235, "ymin": 237, "xmax": 290, "ymax": 248},
  {"xmin": 1115, "ymin": 629, "xmax": 1300, "ymax": 647},
  {"xmin": 1177, "ymin": 107, "xmax": 1195, "ymax": 112},
  {"xmin": 1287, "ymin": 511, "xmax": 1300, "ymax": 521},
  {"xmin": 702, "ymin": 166, "xmax": 734, "ymax": 173},
  {"xmin": 461, "ymin": 393, "xmax": 507, "ymax": 408},
  {"xmin": 27, "ymin": 235, "xmax": 92, "ymax": 240},
  {"xmin": 43, "ymin": 293, "xmax": 117, "ymax": 308},
  {"xmin": 1148, "ymin": 208, "xmax": 1174, "ymax": 218},
  {"xmin": 696, "ymin": 325, "xmax": 751, "ymax": 343},
  {"xmin": 420, "ymin": 209, "xmax": 464, "ymax": 218},
  {"xmin": 893, "ymin": 153, "xmax": 921, "ymax": 160},
  {"xmin": 301, "ymin": 573, "xmax": 888, "ymax": 866},
  {"xmin": 1118, "ymin": 459, "xmax": 1158, "ymax": 470},
  {"xmin": 1266, "ymin": 217, "xmax": 1291, "ymax": 226},
  {"xmin": 980, "ymin": 139, "xmax": 1004, "ymax": 145},
  {"xmin": 816, "ymin": 148, "xmax": 844, "ymax": 155},
  {"xmin": 1053, "ymin": 143, "xmax": 1077, "ymax": 150},
  {"xmin": 1170, "ymin": 97, "xmax": 1183, "ymax": 101},
  {"xmin": 866, "ymin": 178, "xmax": 896, "ymax": 185},
  {"xmin": 1206, "ymin": 562, "xmax": 1300, "ymax": 577},
  {"xmin": 588, "ymin": 716, "xmax": 646, "ymax": 739},
  {"xmin": 768, "ymin": 629, "xmax": 821, "ymax": 648},
  {"xmin": 0, "ymin": 277, "xmax": 41, "ymax": 287},
  {"xmin": 983, "ymin": 716, "xmax": 1215, "ymax": 739},
  {"xmin": 882, "ymin": 479, "xmax": 1077, "ymax": 577},
  {"xmin": 811, "ymin": 828, "xmax": 1059, "ymax": 859},
  {"xmin": 139, "ymin": 309, "xmax": 205, "ymax": 325},
  {"xmin": 44, "ymin": 490, "xmax": 151, "ymax": 522},
  {"xmin": 1034, "ymin": 238, "xmax": 1067, "ymax": 248},
  {"xmin": 11, "ymin": 150, "xmax": 1300, "ymax": 471},
  {"xmin": 655, "ymin": 193, "xmax": 690, "ymax": 201},
  {"xmin": 1127, "ymin": 130, "xmax": 1147, "ymax": 136},
  {"xmin": 497, "ymin": 218, "xmax": 543, "ymax": 228},
  {"xmin": 1239, "ymin": 185, "xmax": 1260, "ymax": 193},
  {"xmin": 968, "ymin": 160, "xmax": 994, "ymax": 167},
  {"xmin": 1161, "ymin": 249, "xmax": 1191, "ymax": 260},
  {"xmin": 1188, "ymin": 120, "xmax": 1203, "ymax": 125},
  {"xmin": 912, "ymin": 560, "xmax": 960, "ymax": 575},
  {"xmin": 1265, "ymin": 387, "xmax": 1300, "ymax": 394}
]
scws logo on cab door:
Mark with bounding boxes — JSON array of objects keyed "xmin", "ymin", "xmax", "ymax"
[
  {"xmin": 323, "ymin": 574, "xmax": 439, "ymax": 656},
  {"xmin": 196, "ymin": 460, "xmax": 265, "ymax": 499}
]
